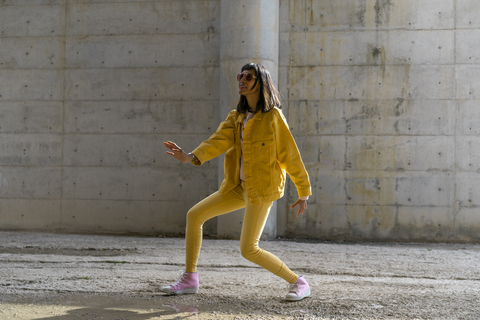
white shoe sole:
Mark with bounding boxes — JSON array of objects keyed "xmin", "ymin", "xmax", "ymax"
[
  {"xmin": 160, "ymin": 287, "xmax": 199, "ymax": 294},
  {"xmin": 285, "ymin": 288, "xmax": 311, "ymax": 301}
]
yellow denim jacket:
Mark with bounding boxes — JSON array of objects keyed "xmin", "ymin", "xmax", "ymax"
[{"xmin": 191, "ymin": 107, "xmax": 311, "ymax": 204}]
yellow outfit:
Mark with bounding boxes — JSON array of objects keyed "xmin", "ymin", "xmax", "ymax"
[
  {"xmin": 185, "ymin": 181, "xmax": 298, "ymax": 283},
  {"xmin": 191, "ymin": 107, "xmax": 311, "ymax": 204},
  {"xmin": 187, "ymin": 107, "xmax": 311, "ymax": 283}
]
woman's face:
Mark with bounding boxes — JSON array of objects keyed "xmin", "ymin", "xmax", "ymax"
[{"xmin": 238, "ymin": 69, "xmax": 259, "ymax": 96}]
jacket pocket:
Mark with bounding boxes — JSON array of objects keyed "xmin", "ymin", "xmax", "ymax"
[
  {"xmin": 253, "ymin": 139, "xmax": 275, "ymax": 164},
  {"xmin": 252, "ymin": 139, "xmax": 276, "ymax": 195}
]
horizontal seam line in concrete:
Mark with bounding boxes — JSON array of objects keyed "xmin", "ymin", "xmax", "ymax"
[
  {"xmin": 307, "ymin": 168, "xmax": 456, "ymax": 171},
  {"xmin": 0, "ymin": 165, "xmax": 217, "ymax": 168},
  {"xmin": 0, "ymin": 32, "xmax": 220, "ymax": 39},
  {"xmin": 69, "ymin": 0, "xmax": 220, "ymax": 4},
  {"xmin": 306, "ymin": 168, "xmax": 456, "ymax": 172},
  {"xmin": 0, "ymin": 99, "xmax": 220, "ymax": 102},
  {"xmin": 62, "ymin": 133, "xmax": 214, "ymax": 135},
  {"xmin": 0, "ymin": 201, "xmax": 466, "ymax": 208},
  {"xmin": 0, "ymin": 197, "xmax": 203, "ymax": 201},
  {"xmin": 0, "ymin": 0, "xmax": 220, "ymax": 7},
  {"xmin": 280, "ymin": 28, "xmax": 477, "ymax": 33},
  {"xmin": 0, "ymin": 99, "xmax": 219, "ymax": 101},
  {"xmin": 279, "ymin": 64, "xmax": 471, "ymax": 67},
  {"xmin": 295, "ymin": 132, "xmax": 459, "ymax": 135},
  {"xmin": 0, "ymin": 132, "xmax": 216, "ymax": 135},
  {"xmin": 0, "ymin": 134, "xmax": 480, "ymax": 139},
  {"xmin": 0, "ymin": 98, "xmax": 461, "ymax": 102},
  {"xmin": 0, "ymin": 65, "xmax": 475, "ymax": 70},
  {"xmin": 0, "ymin": 169, "xmax": 455, "ymax": 173},
  {"xmin": 291, "ymin": 134, "xmax": 461, "ymax": 137},
  {"xmin": 0, "ymin": 198, "xmax": 205, "ymax": 202},
  {"xmin": 0, "ymin": 66, "xmax": 221, "ymax": 70},
  {"xmin": 285, "ymin": 99, "xmax": 468, "ymax": 102},
  {"xmin": 305, "ymin": 203, "xmax": 458, "ymax": 207},
  {"xmin": 0, "ymin": 36, "xmax": 218, "ymax": 42},
  {"xmin": 287, "ymin": 98, "xmax": 474, "ymax": 101},
  {"xmin": 0, "ymin": 64, "xmax": 465, "ymax": 69}
]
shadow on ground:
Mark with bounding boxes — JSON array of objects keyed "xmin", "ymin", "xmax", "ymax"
[{"xmin": 1, "ymin": 292, "xmax": 315, "ymax": 319}]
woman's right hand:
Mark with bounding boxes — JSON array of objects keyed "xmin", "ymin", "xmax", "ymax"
[{"xmin": 164, "ymin": 141, "xmax": 194, "ymax": 163}]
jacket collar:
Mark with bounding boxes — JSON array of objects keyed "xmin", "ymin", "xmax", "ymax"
[
  {"xmin": 236, "ymin": 110, "xmax": 263, "ymax": 124},
  {"xmin": 236, "ymin": 112, "xmax": 245, "ymax": 124}
]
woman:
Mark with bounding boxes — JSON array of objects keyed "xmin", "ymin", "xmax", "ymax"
[{"xmin": 162, "ymin": 63, "xmax": 311, "ymax": 301}]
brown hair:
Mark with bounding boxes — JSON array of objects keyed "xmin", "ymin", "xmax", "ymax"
[{"xmin": 236, "ymin": 63, "xmax": 282, "ymax": 114}]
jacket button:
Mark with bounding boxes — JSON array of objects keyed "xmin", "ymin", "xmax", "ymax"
[{"xmin": 262, "ymin": 143, "xmax": 265, "ymax": 146}]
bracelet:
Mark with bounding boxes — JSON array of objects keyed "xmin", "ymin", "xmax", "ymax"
[{"xmin": 189, "ymin": 153, "xmax": 198, "ymax": 163}]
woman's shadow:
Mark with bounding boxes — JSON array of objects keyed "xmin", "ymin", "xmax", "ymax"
[{"xmin": 33, "ymin": 299, "xmax": 199, "ymax": 320}]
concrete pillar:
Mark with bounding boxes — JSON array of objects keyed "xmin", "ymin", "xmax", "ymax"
[{"xmin": 216, "ymin": 0, "xmax": 279, "ymax": 240}]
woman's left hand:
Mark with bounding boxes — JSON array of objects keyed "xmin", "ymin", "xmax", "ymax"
[{"xmin": 290, "ymin": 199, "xmax": 307, "ymax": 217}]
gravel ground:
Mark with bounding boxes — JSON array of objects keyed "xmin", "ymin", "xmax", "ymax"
[{"xmin": 0, "ymin": 231, "xmax": 479, "ymax": 319}]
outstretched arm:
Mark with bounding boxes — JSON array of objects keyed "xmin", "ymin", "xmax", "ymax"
[
  {"xmin": 190, "ymin": 110, "xmax": 237, "ymax": 165},
  {"xmin": 164, "ymin": 141, "xmax": 194, "ymax": 163}
]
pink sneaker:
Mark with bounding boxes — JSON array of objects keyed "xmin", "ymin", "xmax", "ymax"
[
  {"xmin": 285, "ymin": 275, "xmax": 311, "ymax": 301},
  {"xmin": 161, "ymin": 270, "xmax": 199, "ymax": 294}
]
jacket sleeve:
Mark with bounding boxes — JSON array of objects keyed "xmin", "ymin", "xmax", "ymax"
[
  {"xmin": 274, "ymin": 111, "xmax": 312, "ymax": 198},
  {"xmin": 190, "ymin": 110, "xmax": 237, "ymax": 166}
]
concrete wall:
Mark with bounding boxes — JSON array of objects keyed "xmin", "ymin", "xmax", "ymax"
[
  {"xmin": 1, "ymin": 0, "xmax": 480, "ymax": 242},
  {"xmin": 0, "ymin": 0, "xmax": 221, "ymax": 235},
  {"xmin": 277, "ymin": 0, "xmax": 480, "ymax": 242}
]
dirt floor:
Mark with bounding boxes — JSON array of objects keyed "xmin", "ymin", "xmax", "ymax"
[{"xmin": 0, "ymin": 231, "xmax": 479, "ymax": 320}]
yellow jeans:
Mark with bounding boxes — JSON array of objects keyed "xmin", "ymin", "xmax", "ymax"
[{"xmin": 185, "ymin": 181, "xmax": 298, "ymax": 284}]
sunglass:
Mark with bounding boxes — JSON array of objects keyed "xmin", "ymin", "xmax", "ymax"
[{"xmin": 237, "ymin": 73, "xmax": 256, "ymax": 81}]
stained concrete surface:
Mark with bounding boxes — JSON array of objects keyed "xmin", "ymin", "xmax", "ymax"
[
  {"xmin": 4, "ymin": 0, "xmax": 480, "ymax": 242},
  {"xmin": 0, "ymin": 231, "xmax": 479, "ymax": 319}
]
